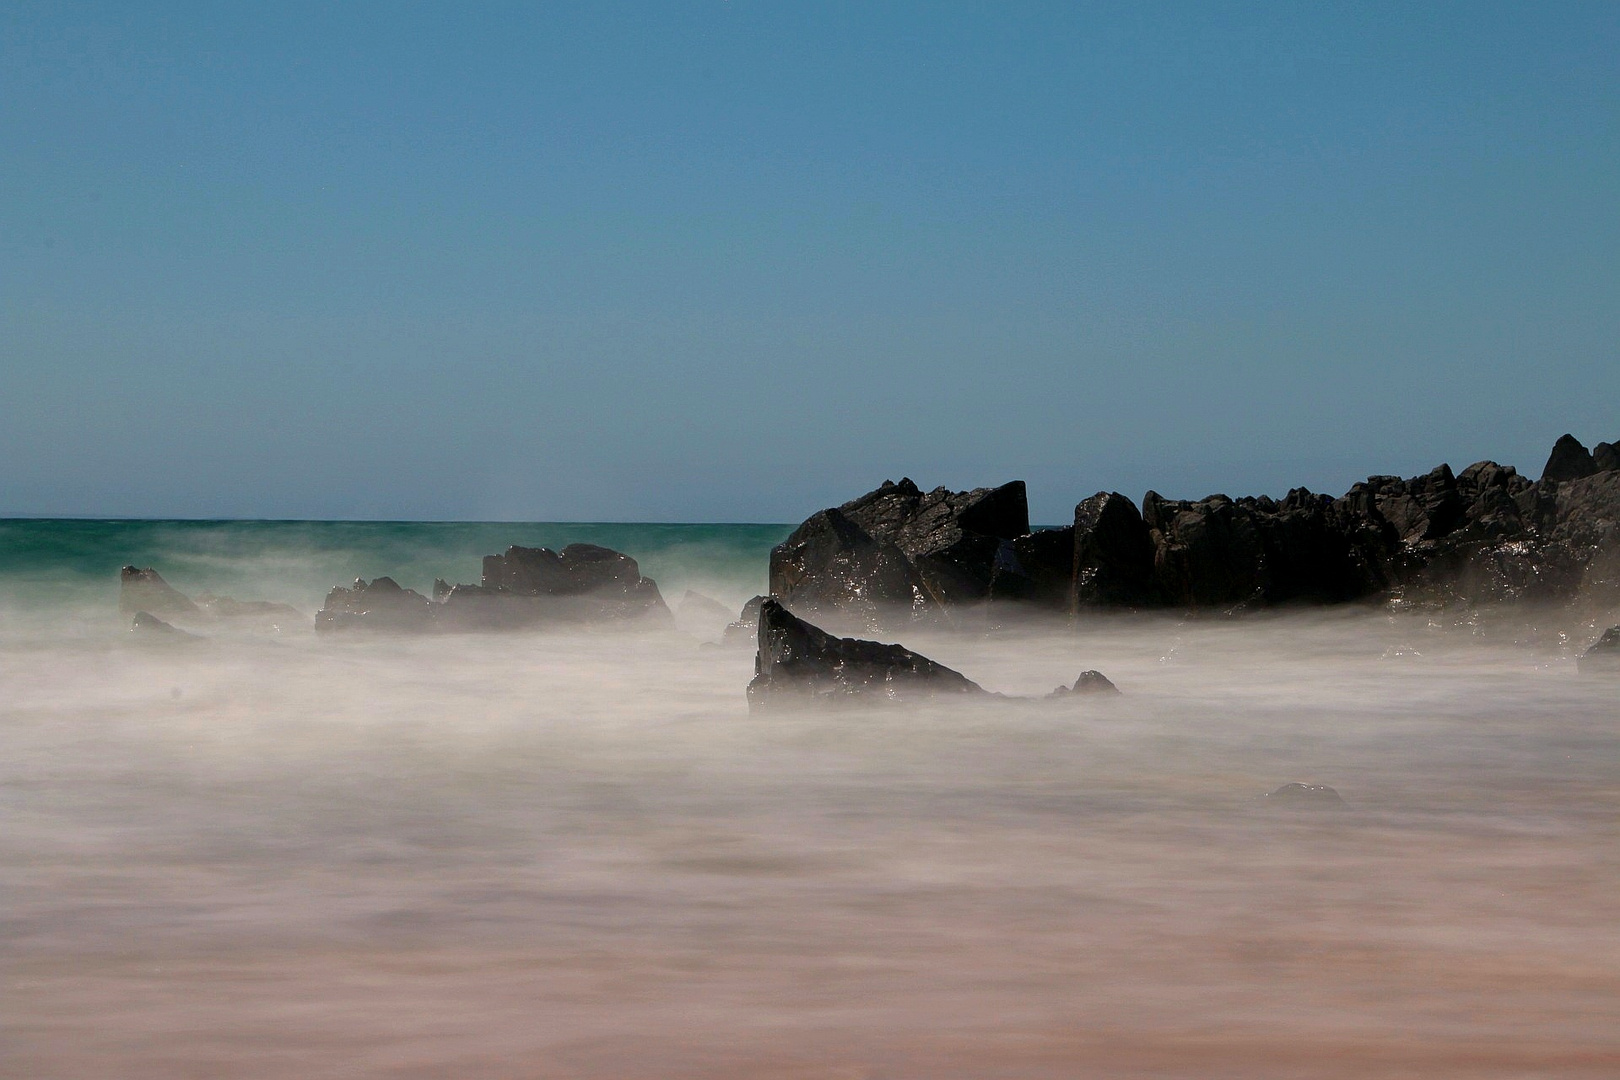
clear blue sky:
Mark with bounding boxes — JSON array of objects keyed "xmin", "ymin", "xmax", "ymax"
[{"xmin": 3, "ymin": 2, "xmax": 1616, "ymax": 522}]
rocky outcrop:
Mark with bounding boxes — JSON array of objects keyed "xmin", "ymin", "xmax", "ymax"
[
  {"xmin": 1578, "ymin": 626, "xmax": 1620, "ymax": 674},
  {"xmin": 769, "ymin": 479, "xmax": 1030, "ymax": 627},
  {"xmin": 1048, "ymin": 670, "xmax": 1119, "ymax": 697},
  {"xmin": 120, "ymin": 567, "xmax": 201, "ymax": 619},
  {"xmin": 316, "ymin": 543, "xmax": 672, "ymax": 633},
  {"xmin": 315, "ymin": 577, "xmax": 436, "ymax": 633},
  {"xmin": 777, "ymin": 434, "xmax": 1620, "ymax": 619},
  {"xmin": 747, "ymin": 598, "xmax": 987, "ymax": 710}
]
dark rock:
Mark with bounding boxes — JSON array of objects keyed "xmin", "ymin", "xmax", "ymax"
[
  {"xmin": 1578, "ymin": 626, "xmax": 1620, "ymax": 675},
  {"xmin": 721, "ymin": 594, "xmax": 768, "ymax": 647},
  {"xmin": 770, "ymin": 478, "xmax": 1030, "ymax": 625},
  {"xmin": 988, "ymin": 526, "xmax": 1075, "ymax": 610},
  {"xmin": 315, "ymin": 577, "xmax": 436, "ymax": 633},
  {"xmin": 1048, "ymin": 670, "xmax": 1119, "ymax": 697},
  {"xmin": 432, "ymin": 578, "xmax": 454, "ymax": 602},
  {"xmin": 129, "ymin": 611, "xmax": 202, "ymax": 640},
  {"xmin": 119, "ymin": 566, "xmax": 201, "ymax": 619},
  {"xmin": 1594, "ymin": 441, "xmax": 1620, "ymax": 473},
  {"xmin": 1542, "ymin": 434, "xmax": 1596, "ymax": 483},
  {"xmin": 1069, "ymin": 492, "xmax": 1156, "ymax": 609},
  {"xmin": 1263, "ymin": 783, "xmax": 1345, "ymax": 808},
  {"xmin": 747, "ymin": 598, "xmax": 987, "ymax": 711}
]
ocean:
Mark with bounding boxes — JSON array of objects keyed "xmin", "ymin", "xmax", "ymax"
[{"xmin": 3, "ymin": 519, "xmax": 1618, "ymax": 1078}]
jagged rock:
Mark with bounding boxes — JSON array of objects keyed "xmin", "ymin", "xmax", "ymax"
[
  {"xmin": 721, "ymin": 594, "xmax": 768, "ymax": 647},
  {"xmin": 315, "ymin": 577, "xmax": 436, "ymax": 633},
  {"xmin": 988, "ymin": 526, "xmax": 1075, "ymax": 610},
  {"xmin": 1594, "ymin": 442, "xmax": 1620, "ymax": 473},
  {"xmin": 1048, "ymin": 670, "xmax": 1119, "ymax": 697},
  {"xmin": 1263, "ymin": 783, "xmax": 1345, "ymax": 807},
  {"xmin": 770, "ymin": 479, "xmax": 1029, "ymax": 626},
  {"xmin": 432, "ymin": 578, "xmax": 454, "ymax": 602},
  {"xmin": 119, "ymin": 566, "xmax": 201, "ymax": 619},
  {"xmin": 129, "ymin": 611, "xmax": 202, "ymax": 640},
  {"xmin": 1542, "ymin": 434, "xmax": 1597, "ymax": 483},
  {"xmin": 747, "ymin": 598, "xmax": 987, "ymax": 710},
  {"xmin": 1578, "ymin": 627, "xmax": 1620, "ymax": 674}
]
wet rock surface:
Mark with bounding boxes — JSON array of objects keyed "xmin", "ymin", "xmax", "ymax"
[
  {"xmin": 773, "ymin": 433, "xmax": 1620, "ymax": 620},
  {"xmin": 721, "ymin": 594, "xmax": 768, "ymax": 647},
  {"xmin": 747, "ymin": 598, "xmax": 987, "ymax": 711}
]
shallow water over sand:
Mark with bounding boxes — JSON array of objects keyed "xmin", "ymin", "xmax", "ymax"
[{"xmin": 3, "ymin": 607, "xmax": 1619, "ymax": 1078}]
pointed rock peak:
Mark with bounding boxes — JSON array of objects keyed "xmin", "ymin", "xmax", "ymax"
[{"xmin": 1542, "ymin": 433, "xmax": 1596, "ymax": 483}]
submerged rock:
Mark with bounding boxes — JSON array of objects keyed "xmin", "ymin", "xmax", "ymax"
[
  {"xmin": 129, "ymin": 611, "xmax": 203, "ymax": 640},
  {"xmin": 721, "ymin": 594, "xmax": 768, "ymax": 647},
  {"xmin": 747, "ymin": 598, "xmax": 987, "ymax": 711},
  {"xmin": 1263, "ymin": 783, "xmax": 1345, "ymax": 808},
  {"xmin": 675, "ymin": 589, "xmax": 733, "ymax": 632},
  {"xmin": 1577, "ymin": 626, "xmax": 1620, "ymax": 674},
  {"xmin": 1048, "ymin": 670, "xmax": 1119, "ymax": 697},
  {"xmin": 120, "ymin": 566, "xmax": 201, "ymax": 619}
]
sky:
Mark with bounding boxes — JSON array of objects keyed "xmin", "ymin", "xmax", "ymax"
[{"xmin": 2, "ymin": 2, "xmax": 1617, "ymax": 523}]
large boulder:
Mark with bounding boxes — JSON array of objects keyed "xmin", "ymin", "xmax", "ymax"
[
  {"xmin": 747, "ymin": 598, "xmax": 987, "ymax": 710},
  {"xmin": 1071, "ymin": 492, "xmax": 1155, "ymax": 609},
  {"xmin": 315, "ymin": 577, "xmax": 436, "ymax": 633},
  {"xmin": 770, "ymin": 478, "xmax": 1030, "ymax": 625}
]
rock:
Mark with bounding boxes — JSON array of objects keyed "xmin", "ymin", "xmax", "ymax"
[
  {"xmin": 1542, "ymin": 434, "xmax": 1597, "ymax": 483},
  {"xmin": 1578, "ymin": 626, "xmax": 1620, "ymax": 674},
  {"xmin": 721, "ymin": 594, "xmax": 768, "ymax": 647},
  {"xmin": 1048, "ymin": 670, "xmax": 1119, "ymax": 697},
  {"xmin": 1594, "ymin": 441, "xmax": 1620, "ymax": 473},
  {"xmin": 675, "ymin": 589, "xmax": 734, "ymax": 629},
  {"xmin": 770, "ymin": 478, "xmax": 1030, "ymax": 626},
  {"xmin": 315, "ymin": 577, "xmax": 436, "ymax": 633},
  {"xmin": 1071, "ymin": 492, "xmax": 1156, "ymax": 609},
  {"xmin": 1263, "ymin": 782, "xmax": 1345, "ymax": 808},
  {"xmin": 129, "ymin": 611, "xmax": 202, "ymax": 640},
  {"xmin": 986, "ymin": 526, "xmax": 1076, "ymax": 610},
  {"xmin": 119, "ymin": 566, "xmax": 201, "ymax": 619},
  {"xmin": 747, "ymin": 598, "xmax": 987, "ymax": 711}
]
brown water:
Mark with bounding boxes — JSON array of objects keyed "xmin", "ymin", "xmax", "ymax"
[{"xmin": 4, "ymin": 608, "xmax": 1618, "ymax": 1078}]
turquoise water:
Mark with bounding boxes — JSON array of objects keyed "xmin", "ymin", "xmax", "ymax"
[{"xmin": 0, "ymin": 519, "xmax": 793, "ymax": 615}]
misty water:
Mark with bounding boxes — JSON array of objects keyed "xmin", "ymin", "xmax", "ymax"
[{"xmin": 2, "ymin": 522, "xmax": 1618, "ymax": 1078}]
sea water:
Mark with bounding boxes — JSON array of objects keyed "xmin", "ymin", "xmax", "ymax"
[{"xmin": 2, "ymin": 520, "xmax": 1618, "ymax": 1078}]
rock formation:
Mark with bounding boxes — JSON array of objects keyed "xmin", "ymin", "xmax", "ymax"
[
  {"xmin": 128, "ymin": 611, "xmax": 203, "ymax": 640},
  {"xmin": 768, "ymin": 478, "xmax": 1031, "ymax": 627},
  {"xmin": 774, "ymin": 433, "xmax": 1620, "ymax": 620},
  {"xmin": 747, "ymin": 598, "xmax": 987, "ymax": 710},
  {"xmin": 1263, "ymin": 783, "xmax": 1345, "ymax": 808},
  {"xmin": 721, "ymin": 594, "xmax": 768, "ymax": 647},
  {"xmin": 316, "ymin": 543, "xmax": 672, "ymax": 633},
  {"xmin": 120, "ymin": 567, "xmax": 201, "ymax": 619},
  {"xmin": 1048, "ymin": 670, "xmax": 1119, "ymax": 696}
]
